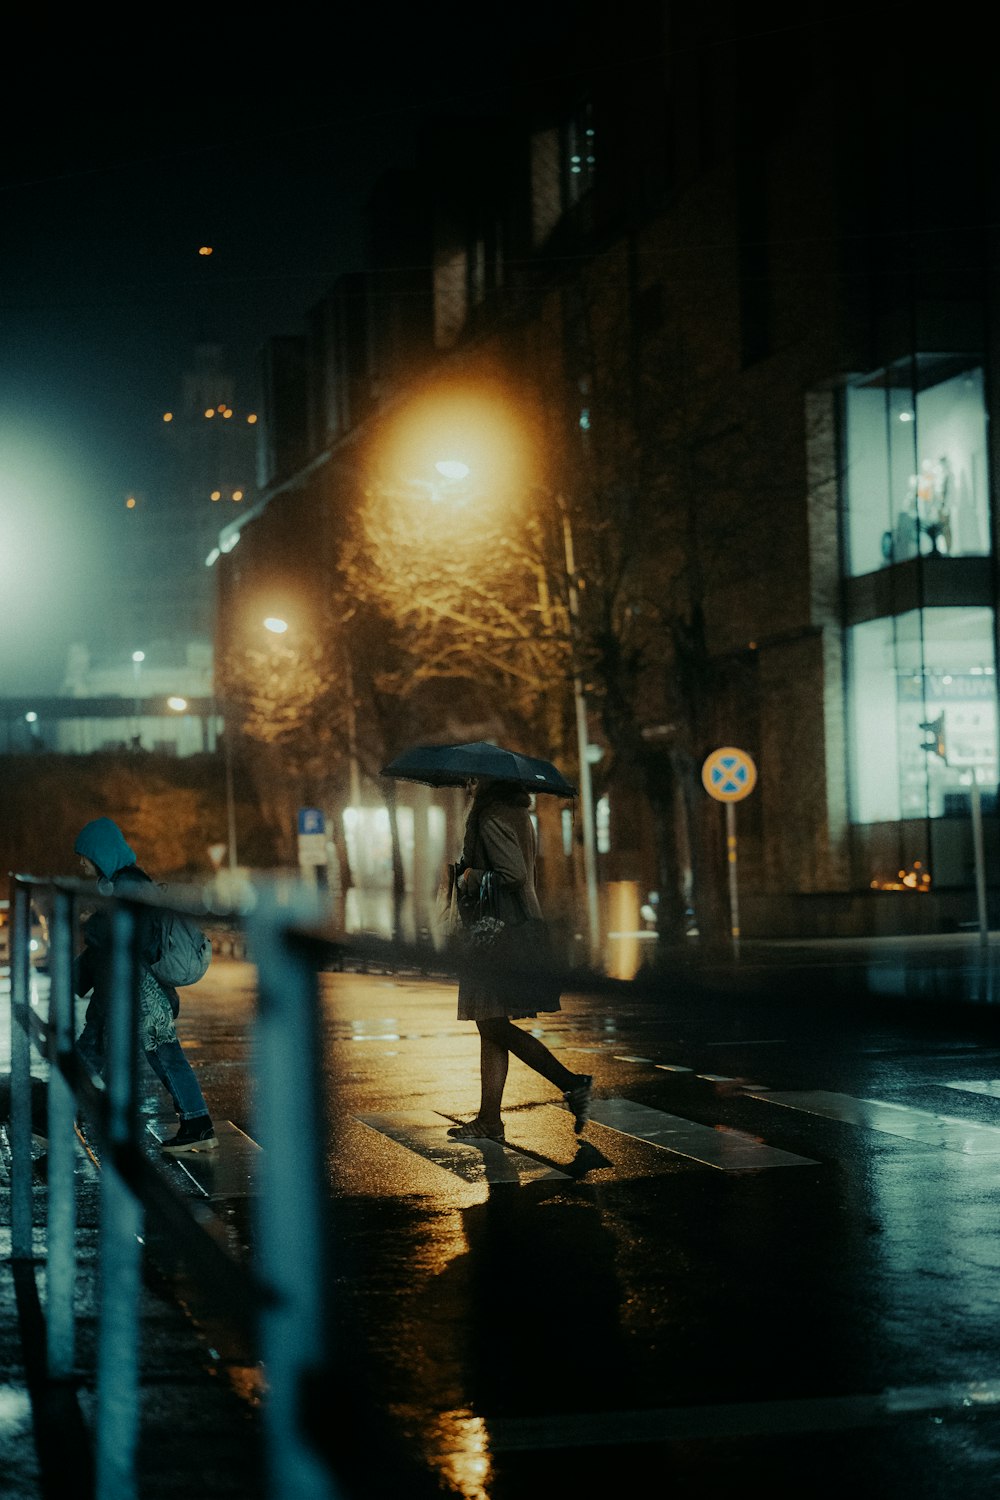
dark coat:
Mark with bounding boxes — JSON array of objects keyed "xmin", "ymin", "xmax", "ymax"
[
  {"xmin": 74, "ymin": 862, "xmax": 164, "ymax": 1004},
  {"xmin": 73, "ymin": 818, "xmax": 180, "ymax": 1031},
  {"xmin": 456, "ymin": 782, "xmax": 557, "ymax": 1021}
]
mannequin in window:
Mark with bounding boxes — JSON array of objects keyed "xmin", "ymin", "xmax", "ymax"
[{"xmin": 916, "ymin": 455, "xmax": 951, "ymax": 555}]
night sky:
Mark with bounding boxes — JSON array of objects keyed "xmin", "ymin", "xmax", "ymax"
[{"xmin": 1, "ymin": 12, "xmax": 559, "ymax": 696}]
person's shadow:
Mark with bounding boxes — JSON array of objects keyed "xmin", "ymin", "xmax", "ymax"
[
  {"xmin": 310, "ymin": 1146, "xmax": 626, "ymax": 1497},
  {"xmin": 451, "ymin": 1173, "xmax": 629, "ymax": 1417}
]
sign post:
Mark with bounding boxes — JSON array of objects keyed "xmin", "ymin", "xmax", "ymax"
[
  {"xmin": 297, "ymin": 808, "xmax": 327, "ymax": 885},
  {"xmin": 701, "ymin": 746, "xmax": 758, "ymax": 960}
]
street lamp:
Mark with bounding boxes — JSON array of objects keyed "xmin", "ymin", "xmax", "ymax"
[
  {"xmin": 260, "ymin": 613, "xmax": 359, "ymax": 805},
  {"xmin": 418, "ymin": 457, "xmax": 602, "ymax": 965},
  {"xmin": 217, "ymin": 616, "xmax": 288, "ymax": 874},
  {"xmin": 131, "ymin": 650, "xmax": 145, "ymax": 744},
  {"xmin": 208, "ymin": 692, "xmax": 239, "ymax": 873},
  {"xmin": 555, "ymin": 492, "xmax": 601, "ymax": 967}
]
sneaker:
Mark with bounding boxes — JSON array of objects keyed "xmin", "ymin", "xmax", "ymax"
[
  {"xmin": 161, "ymin": 1116, "xmax": 219, "ymax": 1155},
  {"xmin": 563, "ymin": 1075, "xmax": 593, "ymax": 1133},
  {"xmin": 447, "ymin": 1118, "xmax": 506, "ymax": 1144}
]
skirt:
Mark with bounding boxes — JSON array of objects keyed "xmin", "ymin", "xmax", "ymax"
[{"xmin": 456, "ymin": 919, "xmax": 563, "ymax": 1022}]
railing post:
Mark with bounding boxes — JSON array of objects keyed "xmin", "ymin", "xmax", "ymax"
[
  {"xmin": 94, "ymin": 900, "xmax": 143, "ymax": 1500},
  {"xmin": 10, "ymin": 880, "xmax": 34, "ymax": 1261},
  {"xmin": 46, "ymin": 886, "xmax": 78, "ymax": 1378},
  {"xmin": 248, "ymin": 881, "xmax": 340, "ymax": 1500}
]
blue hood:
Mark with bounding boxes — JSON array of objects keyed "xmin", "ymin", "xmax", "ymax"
[{"xmin": 74, "ymin": 818, "xmax": 136, "ymax": 881}]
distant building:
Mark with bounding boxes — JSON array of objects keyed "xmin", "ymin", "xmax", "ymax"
[
  {"xmin": 114, "ymin": 342, "xmax": 258, "ymax": 648},
  {"xmin": 13, "ymin": 639, "xmax": 221, "ymax": 756}
]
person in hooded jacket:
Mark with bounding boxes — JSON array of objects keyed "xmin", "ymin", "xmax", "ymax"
[{"xmin": 73, "ymin": 817, "xmax": 217, "ymax": 1155}]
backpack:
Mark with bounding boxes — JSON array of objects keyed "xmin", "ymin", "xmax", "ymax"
[{"xmin": 150, "ymin": 908, "xmax": 212, "ymax": 988}]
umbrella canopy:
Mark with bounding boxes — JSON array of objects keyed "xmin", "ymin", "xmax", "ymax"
[{"xmin": 381, "ymin": 740, "xmax": 578, "ymax": 797}]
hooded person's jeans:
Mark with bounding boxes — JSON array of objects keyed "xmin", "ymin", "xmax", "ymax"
[
  {"xmin": 77, "ymin": 1021, "xmax": 210, "ymax": 1121},
  {"xmin": 143, "ymin": 1039, "xmax": 210, "ymax": 1120}
]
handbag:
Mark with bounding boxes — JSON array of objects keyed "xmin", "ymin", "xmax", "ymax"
[
  {"xmin": 466, "ymin": 871, "xmax": 562, "ymax": 1008},
  {"xmin": 433, "ymin": 862, "xmax": 465, "ymax": 945},
  {"xmin": 468, "ymin": 871, "xmax": 507, "ymax": 947}
]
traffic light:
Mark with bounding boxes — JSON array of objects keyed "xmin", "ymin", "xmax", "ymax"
[{"xmin": 918, "ymin": 712, "xmax": 947, "ymax": 762}]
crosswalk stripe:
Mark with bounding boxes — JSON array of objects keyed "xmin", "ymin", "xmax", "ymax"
[
  {"xmin": 480, "ymin": 1376, "xmax": 1000, "ymax": 1451},
  {"xmin": 355, "ymin": 1110, "xmax": 571, "ymax": 1184},
  {"xmin": 942, "ymin": 1079, "xmax": 1000, "ymax": 1099},
  {"xmin": 581, "ymin": 1098, "xmax": 818, "ymax": 1169},
  {"xmin": 748, "ymin": 1089, "xmax": 1000, "ymax": 1153}
]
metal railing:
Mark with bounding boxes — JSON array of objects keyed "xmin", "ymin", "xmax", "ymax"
[
  {"xmin": 6, "ymin": 870, "xmax": 341, "ymax": 1500},
  {"xmin": 6, "ymin": 864, "xmax": 645, "ymax": 1500}
]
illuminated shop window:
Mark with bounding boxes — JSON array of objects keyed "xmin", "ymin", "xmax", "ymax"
[
  {"xmin": 843, "ymin": 357, "xmax": 989, "ymax": 578},
  {"xmin": 847, "ymin": 607, "xmax": 998, "ymax": 822}
]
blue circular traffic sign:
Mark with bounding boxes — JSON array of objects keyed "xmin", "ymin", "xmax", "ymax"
[{"xmin": 701, "ymin": 746, "xmax": 757, "ymax": 802}]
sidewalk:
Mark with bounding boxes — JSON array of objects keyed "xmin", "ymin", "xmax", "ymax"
[
  {"xmin": 0, "ymin": 1095, "xmax": 267, "ymax": 1500},
  {"xmin": 622, "ymin": 928, "xmax": 1000, "ymax": 1014}
]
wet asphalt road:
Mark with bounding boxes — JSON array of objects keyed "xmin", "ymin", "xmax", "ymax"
[{"xmin": 138, "ymin": 946, "xmax": 1000, "ymax": 1500}]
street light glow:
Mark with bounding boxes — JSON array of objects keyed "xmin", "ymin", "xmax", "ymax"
[
  {"xmin": 167, "ymin": 696, "xmax": 188, "ymax": 711},
  {"xmin": 132, "ymin": 650, "xmax": 145, "ymax": 663},
  {"xmin": 380, "ymin": 385, "xmax": 531, "ymax": 508},
  {"xmin": 435, "ymin": 459, "xmax": 470, "ymax": 481},
  {"xmin": 263, "ymin": 616, "xmax": 289, "ymax": 634}
]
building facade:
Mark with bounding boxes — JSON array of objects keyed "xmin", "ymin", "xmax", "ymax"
[{"xmin": 215, "ymin": 5, "xmax": 1000, "ymax": 941}]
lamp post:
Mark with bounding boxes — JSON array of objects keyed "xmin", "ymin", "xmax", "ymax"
[
  {"xmin": 131, "ymin": 650, "xmax": 145, "ymax": 744},
  {"xmin": 223, "ymin": 706, "xmax": 238, "ymax": 873},
  {"xmin": 554, "ymin": 492, "xmax": 601, "ymax": 968},
  {"xmin": 420, "ymin": 458, "xmax": 602, "ymax": 965}
]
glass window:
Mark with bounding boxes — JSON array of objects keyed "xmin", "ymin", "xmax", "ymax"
[
  {"xmin": 843, "ymin": 358, "xmax": 990, "ymax": 577},
  {"xmin": 563, "ymin": 103, "xmax": 596, "ymax": 206},
  {"xmin": 847, "ymin": 607, "xmax": 998, "ymax": 822}
]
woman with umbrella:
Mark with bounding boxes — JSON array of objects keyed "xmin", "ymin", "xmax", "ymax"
[
  {"xmin": 382, "ymin": 742, "xmax": 595, "ymax": 1143},
  {"xmin": 451, "ymin": 776, "xmax": 593, "ymax": 1143}
]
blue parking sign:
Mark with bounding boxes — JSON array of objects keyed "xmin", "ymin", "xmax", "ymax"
[{"xmin": 298, "ymin": 807, "xmax": 325, "ymax": 836}]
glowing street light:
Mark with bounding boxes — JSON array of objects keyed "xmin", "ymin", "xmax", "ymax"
[
  {"xmin": 434, "ymin": 459, "xmax": 470, "ymax": 482},
  {"xmin": 263, "ymin": 616, "xmax": 289, "ymax": 634}
]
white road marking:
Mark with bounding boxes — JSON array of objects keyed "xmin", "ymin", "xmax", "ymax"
[
  {"xmin": 356, "ymin": 1110, "xmax": 571, "ymax": 1184},
  {"xmin": 748, "ymin": 1089, "xmax": 1000, "ymax": 1153},
  {"xmin": 942, "ymin": 1079, "xmax": 1000, "ymax": 1099},
  {"xmin": 479, "ymin": 1377, "xmax": 1000, "ymax": 1451},
  {"xmin": 580, "ymin": 1098, "xmax": 818, "ymax": 1169}
]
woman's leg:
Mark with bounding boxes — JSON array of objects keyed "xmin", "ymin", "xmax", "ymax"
[
  {"xmin": 483, "ymin": 1017, "xmax": 577, "ymax": 1091},
  {"xmin": 476, "ymin": 1019, "xmax": 510, "ymax": 1129},
  {"xmin": 482, "ymin": 1017, "xmax": 593, "ymax": 1131},
  {"xmin": 144, "ymin": 1039, "xmax": 211, "ymax": 1121}
]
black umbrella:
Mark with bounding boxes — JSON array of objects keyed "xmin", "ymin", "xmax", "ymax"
[{"xmin": 381, "ymin": 740, "xmax": 578, "ymax": 797}]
